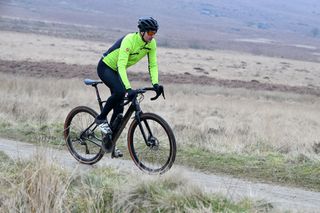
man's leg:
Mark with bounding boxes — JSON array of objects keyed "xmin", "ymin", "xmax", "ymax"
[
  {"xmin": 96, "ymin": 59, "xmax": 125, "ymax": 157},
  {"xmin": 96, "ymin": 59, "xmax": 126, "ymax": 121}
]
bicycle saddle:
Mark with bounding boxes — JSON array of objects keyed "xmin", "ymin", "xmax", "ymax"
[{"xmin": 84, "ymin": 79, "xmax": 103, "ymax": 86}]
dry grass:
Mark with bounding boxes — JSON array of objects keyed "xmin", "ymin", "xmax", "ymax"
[
  {"xmin": 0, "ymin": 151, "xmax": 258, "ymax": 212},
  {"xmin": 0, "ymin": 152, "xmax": 71, "ymax": 212},
  {"xmin": 1, "ymin": 72, "xmax": 320, "ymax": 161},
  {"xmin": 141, "ymin": 85, "xmax": 320, "ymax": 163},
  {"xmin": 112, "ymin": 174, "xmax": 257, "ymax": 213}
]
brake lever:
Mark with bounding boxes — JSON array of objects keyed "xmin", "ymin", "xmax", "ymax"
[
  {"xmin": 150, "ymin": 88, "xmax": 165, "ymax": 101},
  {"xmin": 150, "ymin": 93, "xmax": 160, "ymax": 101},
  {"xmin": 162, "ymin": 90, "xmax": 166, "ymax": 99}
]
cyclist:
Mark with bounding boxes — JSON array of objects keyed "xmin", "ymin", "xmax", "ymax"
[{"xmin": 95, "ymin": 17, "xmax": 163, "ymax": 157}]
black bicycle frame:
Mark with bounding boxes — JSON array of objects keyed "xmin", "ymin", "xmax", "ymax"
[
  {"xmin": 111, "ymin": 102, "xmax": 135, "ymax": 143},
  {"xmin": 85, "ymin": 83, "xmax": 154, "ymax": 148}
]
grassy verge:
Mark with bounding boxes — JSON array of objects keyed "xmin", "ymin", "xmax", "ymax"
[
  {"xmin": 0, "ymin": 151, "xmax": 264, "ymax": 212},
  {"xmin": 0, "ymin": 121, "xmax": 65, "ymax": 147},
  {"xmin": 177, "ymin": 147, "xmax": 320, "ymax": 191},
  {"xmin": 1, "ymin": 121, "xmax": 319, "ymax": 191}
]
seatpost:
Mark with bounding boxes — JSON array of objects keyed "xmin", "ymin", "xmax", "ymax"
[{"xmin": 93, "ymin": 85, "xmax": 103, "ymax": 112}]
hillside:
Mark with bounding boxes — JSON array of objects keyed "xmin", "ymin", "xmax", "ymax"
[{"xmin": 1, "ymin": 0, "xmax": 320, "ymax": 61}]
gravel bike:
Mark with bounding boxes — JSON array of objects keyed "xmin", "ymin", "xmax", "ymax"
[{"xmin": 64, "ymin": 79, "xmax": 176, "ymax": 174}]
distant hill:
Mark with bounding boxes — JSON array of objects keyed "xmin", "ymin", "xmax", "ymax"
[{"xmin": 1, "ymin": 0, "xmax": 320, "ymax": 61}]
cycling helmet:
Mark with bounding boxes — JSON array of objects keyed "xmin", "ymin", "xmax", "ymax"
[{"xmin": 138, "ymin": 17, "xmax": 159, "ymax": 32}]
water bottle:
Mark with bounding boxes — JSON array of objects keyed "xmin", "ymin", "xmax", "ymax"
[{"xmin": 111, "ymin": 113, "xmax": 123, "ymax": 133}]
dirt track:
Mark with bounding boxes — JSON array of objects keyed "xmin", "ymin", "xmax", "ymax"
[
  {"xmin": 1, "ymin": 137, "xmax": 320, "ymax": 213},
  {"xmin": 1, "ymin": 59, "xmax": 320, "ymax": 97}
]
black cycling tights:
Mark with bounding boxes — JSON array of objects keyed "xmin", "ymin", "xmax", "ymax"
[{"xmin": 97, "ymin": 59, "xmax": 126, "ymax": 124}]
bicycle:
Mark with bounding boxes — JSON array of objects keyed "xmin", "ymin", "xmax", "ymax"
[{"xmin": 63, "ymin": 79, "xmax": 176, "ymax": 174}]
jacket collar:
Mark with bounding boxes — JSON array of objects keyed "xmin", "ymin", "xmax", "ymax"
[{"xmin": 136, "ymin": 32, "xmax": 149, "ymax": 45}]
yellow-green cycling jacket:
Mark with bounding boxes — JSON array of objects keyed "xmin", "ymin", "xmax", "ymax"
[{"xmin": 102, "ymin": 32, "xmax": 158, "ymax": 90}]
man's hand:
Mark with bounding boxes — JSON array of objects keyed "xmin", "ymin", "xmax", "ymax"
[
  {"xmin": 151, "ymin": 84, "xmax": 165, "ymax": 100},
  {"xmin": 153, "ymin": 84, "xmax": 163, "ymax": 96},
  {"xmin": 126, "ymin": 89, "xmax": 138, "ymax": 100}
]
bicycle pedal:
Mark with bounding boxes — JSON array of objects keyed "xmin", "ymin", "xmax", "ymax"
[{"xmin": 111, "ymin": 148, "xmax": 123, "ymax": 158}]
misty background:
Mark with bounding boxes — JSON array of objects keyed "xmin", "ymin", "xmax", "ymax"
[{"xmin": 1, "ymin": 0, "xmax": 320, "ymax": 61}]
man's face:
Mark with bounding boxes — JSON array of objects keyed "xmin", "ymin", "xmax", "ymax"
[{"xmin": 142, "ymin": 31, "xmax": 156, "ymax": 42}]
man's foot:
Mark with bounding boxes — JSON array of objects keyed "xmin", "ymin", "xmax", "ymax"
[
  {"xmin": 95, "ymin": 118, "xmax": 112, "ymax": 134},
  {"xmin": 112, "ymin": 147, "xmax": 123, "ymax": 158},
  {"xmin": 99, "ymin": 123, "xmax": 112, "ymax": 134}
]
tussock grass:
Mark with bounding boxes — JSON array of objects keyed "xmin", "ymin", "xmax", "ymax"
[
  {"xmin": 0, "ymin": 151, "xmax": 260, "ymax": 212},
  {"xmin": 112, "ymin": 174, "xmax": 261, "ymax": 213},
  {"xmin": 0, "ymin": 72, "xmax": 320, "ymax": 189},
  {"xmin": 0, "ymin": 152, "xmax": 70, "ymax": 212}
]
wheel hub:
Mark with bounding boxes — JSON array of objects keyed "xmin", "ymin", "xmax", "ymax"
[{"xmin": 147, "ymin": 136, "xmax": 159, "ymax": 150}]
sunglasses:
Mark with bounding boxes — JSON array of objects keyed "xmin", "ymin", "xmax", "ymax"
[{"xmin": 147, "ymin": 31, "xmax": 157, "ymax": 36}]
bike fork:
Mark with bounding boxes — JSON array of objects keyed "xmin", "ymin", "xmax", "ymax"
[{"xmin": 136, "ymin": 111, "xmax": 154, "ymax": 146}]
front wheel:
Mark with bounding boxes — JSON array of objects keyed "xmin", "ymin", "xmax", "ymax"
[
  {"xmin": 64, "ymin": 106, "xmax": 104, "ymax": 165},
  {"xmin": 127, "ymin": 113, "xmax": 176, "ymax": 174}
]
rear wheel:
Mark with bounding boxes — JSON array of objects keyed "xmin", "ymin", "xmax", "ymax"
[
  {"xmin": 64, "ymin": 106, "xmax": 104, "ymax": 164},
  {"xmin": 128, "ymin": 113, "xmax": 176, "ymax": 174}
]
